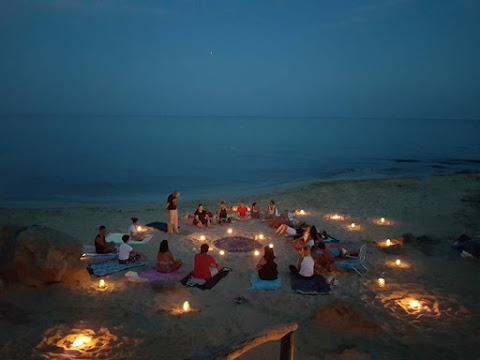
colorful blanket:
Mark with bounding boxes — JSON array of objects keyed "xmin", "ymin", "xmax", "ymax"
[
  {"xmin": 181, "ymin": 269, "xmax": 230, "ymax": 290},
  {"xmin": 87, "ymin": 260, "xmax": 147, "ymax": 277},
  {"xmin": 106, "ymin": 233, "xmax": 153, "ymax": 245},
  {"xmin": 290, "ymin": 274, "xmax": 331, "ymax": 295},
  {"xmin": 249, "ymin": 273, "xmax": 282, "ymax": 290}
]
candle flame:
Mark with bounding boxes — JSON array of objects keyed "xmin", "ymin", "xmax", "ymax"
[
  {"xmin": 72, "ymin": 335, "xmax": 92, "ymax": 348},
  {"xmin": 227, "ymin": 228, "xmax": 233, "ymax": 234},
  {"xmin": 183, "ymin": 301, "xmax": 190, "ymax": 312},
  {"xmin": 299, "ymin": 210, "xmax": 306, "ymax": 215},
  {"xmin": 254, "ymin": 250, "xmax": 260, "ymax": 256},
  {"xmin": 378, "ymin": 278, "xmax": 385, "ymax": 287},
  {"xmin": 258, "ymin": 234, "xmax": 264, "ymax": 240},
  {"xmin": 386, "ymin": 239, "xmax": 391, "ymax": 247},
  {"xmin": 199, "ymin": 235, "xmax": 206, "ymax": 241},
  {"xmin": 268, "ymin": 243, "xmax": 274, "ymax": 248},
  {"xmin": 350, "ymin": 223, "xmax": 356, "ymax": 228},
  {"xmin": 331, "ymin": 214, "xmax": 340, "ymax": 220},
  {"xmin": 99, "ymin": 279, "xmax": 105, "ymax": 288},
  {"xmin": 219, "ymin": 250, "xmax": 225, "ymax": 255},
  {"xmin": 409, "ymin": 299, "xmax": 421, "ymax": 310},
  {"xmin": 395, "ymin": 259, "xmax": 401, "ymax": 266},
  {"xmin": 137, "ymin": 226, "xmax": 142, "ymax": 231},
  {"xmin": 380, "ymin": 217, "xmax": 385, "ymax": 223}
]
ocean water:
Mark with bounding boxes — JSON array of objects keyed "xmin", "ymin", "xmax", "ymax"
[{"xmin": 0, "ymin": 116, "xmax": 479, "ymax": 207}]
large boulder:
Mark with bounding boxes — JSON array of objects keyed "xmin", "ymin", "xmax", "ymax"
[{"xmin": 0, "ymin": 225, "xmax": 90, "ymax": 287}]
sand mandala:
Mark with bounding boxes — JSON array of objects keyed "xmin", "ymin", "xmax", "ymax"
[
  {"xmin": 213, "ymin": 236, "xmax": 263, "ymax": 252},
  {"xmin": 34, "ymin": 324, "xmax": 142, "ymax": 359},
  {"xmin": 360, "ymin": 281, "xmax": 470, "ymax": 331}
]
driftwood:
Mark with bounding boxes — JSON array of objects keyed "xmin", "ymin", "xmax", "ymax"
[{"xmin": 188, "ymin": 323, "xmax": 298, "ymax": 360}]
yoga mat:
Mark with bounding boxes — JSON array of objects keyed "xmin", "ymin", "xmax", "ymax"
[
  {"xmin": 87, "ymin": 260, "xmax": 147, "ymax": 277},
  {"xmin": 290, "ymin": 274, "xmax": 331, "ymax": 295},
  {"xmin": 82, "ymin": 245, "xmax": 118, "ymax": 259},
  {"xmin": 106, "ymin": 233, "xmax": 153, "ymax": 245},
  {"xmin": 139, "ymin": 268, "xmax": 189, "ymax": 283},
  {"xmin": 249, "ymin": 273, "xmax": 282, "ymax": 290},
  {"xmin": 181, "ymin": 270, "xmax": 229, "ymax": 290}
]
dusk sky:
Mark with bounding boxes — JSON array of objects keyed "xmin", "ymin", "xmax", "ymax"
[{"xmin": 0, "ymin": 0, "xmax": 479, "ymax": 118}]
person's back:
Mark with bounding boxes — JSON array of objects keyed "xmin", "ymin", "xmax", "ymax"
[
  {"xmin": 258, "ymin": 258, "xmax": 278, "ymax": 280},
  {"xmin": 299, "ymin": 254, "xmax": 314, "ymax": 277},
  {"xmin": 193, "ymin": 252, "xmax": 216, "ymax": 280}
]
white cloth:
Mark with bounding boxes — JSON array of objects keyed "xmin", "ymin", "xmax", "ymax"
[
  {"xmin": 128, "ymin": 224, "xmax": 138, "ymax": 236},
  {"xmin": 119, "ymin": 243, "xmax": 133, "ymax": 260},
  {"xmin": 299, "ymin": 256, "xmax": 314, "ymax": 277},
  {"xmin": 306, "ymin": 239, "xmax": 315, "ymax": 248},
  {"xmin": 286, "ymin": 226, "xmax": 297, "ymax": 236}
]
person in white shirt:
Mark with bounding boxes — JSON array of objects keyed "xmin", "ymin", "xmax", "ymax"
[
  {"xmin": 129, "ymin": 217, "xmax": 146, "ymax": 241},
  {"xmin": 289, "ymin": 246, "xmax": 314, "ymax": 278},
  {"xmin": 119, "ymin": 235, "xmax": 141, "ymax": 264}
]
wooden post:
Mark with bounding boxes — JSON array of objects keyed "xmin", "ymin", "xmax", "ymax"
[{"xmin": 280, "ymin": 331, "xmax": 295, "ymax": 360}]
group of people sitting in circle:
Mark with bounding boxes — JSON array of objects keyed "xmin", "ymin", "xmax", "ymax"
[
  {"xmin": 190, "ymin": 199, "xmax": 280, "ymax": 228},
  {"xmin": 93, "ymin": 198, "xmax": 356, "ymax": 284}
]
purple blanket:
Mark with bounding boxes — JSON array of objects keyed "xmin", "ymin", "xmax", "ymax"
[{"xmin": 139, "ymin": 268, "xmax": 189, "ymax": 283}]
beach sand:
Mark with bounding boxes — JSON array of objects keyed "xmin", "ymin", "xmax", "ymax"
[{"xmin": 1, "ymin": 173, "xmax": 479, "ymax": 360}]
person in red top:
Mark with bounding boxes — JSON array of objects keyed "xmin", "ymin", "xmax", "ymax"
[
  {"xmin": 236, "ymin": 202, "xmax": 251, "ymax": 221},
  {"xmin": 193, "ymin": 244, "xmax": 221, "ymax": 280}
]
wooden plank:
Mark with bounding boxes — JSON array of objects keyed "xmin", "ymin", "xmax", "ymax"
[{"xmin": 188, "ymin": 323, "xmax": 298, "ymax": 360}]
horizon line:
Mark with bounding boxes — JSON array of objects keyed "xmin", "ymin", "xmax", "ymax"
[{"xmin": 1, "ymin": 112, "xmax": 479, "ymax": 122}]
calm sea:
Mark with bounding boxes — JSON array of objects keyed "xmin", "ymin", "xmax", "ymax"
[{"xmin": 0, "ymin": 116, "xmax": 479, "ymax": 207}]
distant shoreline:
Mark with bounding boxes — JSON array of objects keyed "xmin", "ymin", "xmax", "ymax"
[{"xmin": 2, "ymin": 171, "xmax": 478, "ymax": 210}]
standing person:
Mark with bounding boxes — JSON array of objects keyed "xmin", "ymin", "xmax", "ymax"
[{"xmin": 166, "ymin": 191, "xmax": 180, "ymax": 234}]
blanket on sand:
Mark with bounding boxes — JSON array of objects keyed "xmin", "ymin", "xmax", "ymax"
[
  {"xmin": 87, "ymin": 260, "xmax": 147, "ymax": 277},
  {"xmin": 181, "ymin": 270, "xmax": 230, "ymax": 290},
  {"xmin": 290, "ymin": 274, "xmax": 331, "ymax": 295}
]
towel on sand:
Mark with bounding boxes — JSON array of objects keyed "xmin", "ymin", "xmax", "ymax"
[
  {"xmin": 249, "ymin": 273, "xmax": 282, "ymax": 290},
  {"xmin": 290, "ymin": 274, "xmax": 331, "ymax": 295},
  {"xmin": 82, "ymin": 245, "xmax": 118, "ymax": 259},
  {"xmin": 106, "ymin": 233, "xmax": 153, "ymax": 244},
  {"xmin": 87, "ymin": 260, "xmax": 146, "ymax": 277},
  {"xmin": 139, "ymin": 268, "xmax": 189, "ymax": 283},
  {"xmin": 181, "ymin": 270, "xmax": 229, "ymax": 290},
  {"xmin": 146, "ymin": 221, "xmax": 169, "ymax": 232}
]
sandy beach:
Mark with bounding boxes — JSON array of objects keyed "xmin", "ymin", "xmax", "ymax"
[{"xmin": 1, "ymin": 172, "xmax": 479, "ymax": 360}]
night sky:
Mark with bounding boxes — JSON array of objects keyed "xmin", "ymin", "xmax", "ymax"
[{"xmin": 0, "ymin": 0, "xmax": 479, "ymax": 118}]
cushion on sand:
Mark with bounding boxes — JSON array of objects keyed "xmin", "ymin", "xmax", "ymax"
[{"xmin": 249, "ymin": 273, "xmax": 282, "ymax": 290}]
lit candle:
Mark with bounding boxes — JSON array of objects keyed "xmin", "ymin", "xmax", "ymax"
[
  {"xmin": 395, "ymin": 259, "xmax": 401, "ymax": 266},
  {"xmin": 72, "ymin": 335, "xmax": 92, "ymax": 348},
  {"xmin": 183, "ymin": 301, "xmax": 190, "ymax": 312},
  {"xmin": 386, "ymin": 239, "xmax": 391, "ymax": 247},
  {"xmin": 378, "ymin": 278, "xmax": 385, "ymax": 287},
  {"xmin": 258, "ymin": 234, "xmax": 264, "ymax": 240},
  {"xmin": 219, "ymin": 250, "xmax": 225, "ymax": 255},
  {"xmin": 199, "ymin": 235, "xmax": 206, "ymax": 241},
  {"xmin": 299, "ymin": 210, "xmax": 306, "ymax": 215},
  {"xmin": 409, "ymin": 299, "xmax": 420, "ymax": 310},
  {"xmin": 380, "ymin": 217, "xmax": 385, "ymax": 224},
  {"xmin": 331, "ymin": 214, "xmax": 340, "ymax": 220},
  {"xmin": 99, "ymin": 279, "xmax": 105, "ymax": 288},
  {"xmin": 137, "ymin": 226, "xmax": 142, "ymax": 232},
  {"xmin": 227, "ymin": 228, "xmax": 233, "ymax": 234},
  {"xmin": 268, "ymin": 243, "xmax": 274, "ymax": 248},
  {"xmin": 254, "ymin": 250, "xmax": 260, "ymax": 256},
  {"xmin": 350, "ymin": 223, "xmax": 356, "ymax": 228}
]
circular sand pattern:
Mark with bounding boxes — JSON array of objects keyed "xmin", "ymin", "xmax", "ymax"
[{"xmin": 213, "ymin": 236, "xmax": 263, "ymax": 252}]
